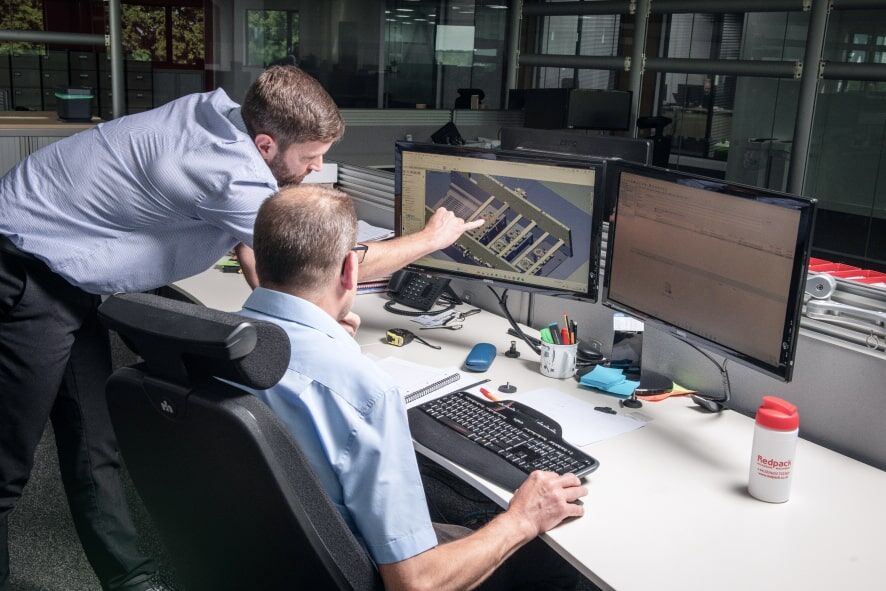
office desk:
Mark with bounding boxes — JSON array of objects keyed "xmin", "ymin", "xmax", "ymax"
[{"xmin": 175, "ymin": 269, "xmax": 886, "ymax": 591}]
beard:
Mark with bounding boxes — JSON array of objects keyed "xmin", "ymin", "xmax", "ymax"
[{"xmin": 268, "ymin": 151, "xmax": 308, "ymax": 187}]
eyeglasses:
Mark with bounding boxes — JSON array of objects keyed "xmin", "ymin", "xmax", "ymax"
[{"xmin": 352, "ymin": 244, "xmax": 368, "ymax": 264}]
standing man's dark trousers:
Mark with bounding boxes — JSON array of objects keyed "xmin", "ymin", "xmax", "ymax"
[{"xmin": 0, "ymin": 245, "xmax": 156, "ymax": 591}]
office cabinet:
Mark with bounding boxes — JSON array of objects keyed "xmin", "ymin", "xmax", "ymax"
[
  {"xmin": 70, "ymin": 52, "xmax": 97, "ymax": 71},
  {"xmin": 40, "ymin": 51, "xmax": 68, "ymax": 72},
  {"xmin": 41, "ymin": 70, "xmax": 69, "ymax": 88},
  {"xmin": 11, "ymin": 69, "xmax": 41, "ymax": 88}
]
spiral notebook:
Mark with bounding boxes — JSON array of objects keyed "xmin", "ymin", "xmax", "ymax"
[{"xmin": 376, "ymin": 357, "xmax": 462, "ymax": 405}]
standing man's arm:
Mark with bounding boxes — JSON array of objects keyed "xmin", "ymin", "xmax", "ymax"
[
  {"xmin": 358, "ymin": 207, "xmax": 484, "ymax": 281},
  {"xmin": 234, "ymin": 243, "xmax": 260, "ymax": 289},
  {"xmin": 378, "ymin": 471, "xmax": 586, "ymax": 591}
]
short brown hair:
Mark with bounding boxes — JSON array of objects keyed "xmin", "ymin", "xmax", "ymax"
[
  {"xmin": 241, "ymin": 66, "xmax": 345, "ymax": 148},
  {"xmin": 254, "ymin": 185, "xmax": 357, "ymax": 293}
]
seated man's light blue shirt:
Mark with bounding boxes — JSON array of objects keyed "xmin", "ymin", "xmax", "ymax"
[
  {"xmin": 0, "ymin": 89, "xmax": 277, "ymax": 294},
  {"xmin": 239, "ymin": 287, "xmax": 438, "ymax": 565}
]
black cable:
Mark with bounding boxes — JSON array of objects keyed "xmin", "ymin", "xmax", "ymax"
[
  {"xmin": 383, "ymin": 300, "xmax": 456, "ymax": 317},
  {"xmin": 677, "ymin": 337, "xmax": 732, "ymax": 410},
  {"xmin": 488, "ymin": 286, "xmax": 541, "ymax": 355}
]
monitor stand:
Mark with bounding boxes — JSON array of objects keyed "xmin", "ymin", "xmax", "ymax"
[{"xmin": 609, "ymin": 318, "xmax": 673, "ymax": 408}]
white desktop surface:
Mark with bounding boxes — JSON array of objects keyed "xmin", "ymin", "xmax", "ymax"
[{"xmin": 175, "ymin": 269, "xmax": 886, "ymax": 591}]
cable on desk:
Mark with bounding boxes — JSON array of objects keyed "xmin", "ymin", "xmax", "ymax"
[
  {"xmin": 488, "ymin": 286, "xmax": 541, "ymax": 355},
  {"xmin": 678, "ymin": 337, "xmax": 732, "ymax": 411}
]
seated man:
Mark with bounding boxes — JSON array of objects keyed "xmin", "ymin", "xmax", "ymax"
[{"xmin": 239, "ymin": 184, "xmax": 587, "ymax": 590}]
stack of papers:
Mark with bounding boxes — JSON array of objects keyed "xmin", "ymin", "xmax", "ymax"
[
  {"xmin": 579, "ymin": 366, "xmax": 640, "ymax": 398},
  {"xmin": 357, "ymin": 220, "xmax": 394, "ymax": 242}
]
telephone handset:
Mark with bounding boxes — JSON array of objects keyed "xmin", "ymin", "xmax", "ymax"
[{"xmin": 386, "ymin": 270, "xmax": 458, "ymax": 313}]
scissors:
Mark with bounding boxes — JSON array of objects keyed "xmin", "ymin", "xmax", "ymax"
[{"xmin": 445, "ymin": 308, "xmax": 481, "ymax": 325}]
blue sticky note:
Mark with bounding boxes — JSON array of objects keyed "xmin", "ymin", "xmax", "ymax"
[{"xmin": 580, "ymin": 366, "xmax": 626, "ymax": 388}]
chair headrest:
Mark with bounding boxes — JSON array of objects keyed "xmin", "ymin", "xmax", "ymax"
[{"xmin": 99, "ymin": 293, "xmax": 289, "ymax": 390}]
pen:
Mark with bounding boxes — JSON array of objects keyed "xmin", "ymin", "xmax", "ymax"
[
  {"xmin": 479, "ymin": 387, "xmax": 499, "ymax": 401},
  {"xmin": 443, "ymin": 378, "xmax": 490, "ymax": 398},
  {"xmin": 561, "ymin": 327, "xmax": 569, "ymax": 345}
]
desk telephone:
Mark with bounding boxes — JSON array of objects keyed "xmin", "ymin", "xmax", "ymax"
[{"xmin": 387, "ymin": 270, "xmax": 456, "ymax": 312}]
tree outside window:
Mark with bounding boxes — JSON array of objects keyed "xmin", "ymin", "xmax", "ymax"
[
  {"xmin": 246, "ymin": 10, "xmax": 300, "ymax": 67},
  {"xmin": 0, "ymin": 0, "xmax": 45, "ymax": 55},
  {"xmin": 122, "ymin": 2, "xmax": 204, "ymax": 66}
]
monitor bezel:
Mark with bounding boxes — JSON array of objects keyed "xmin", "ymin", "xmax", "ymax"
[
  {"xmin": 499, "ymin": 126, "xmax": 653, "ymax": 166},
  {"xmin": 601, "ymin": 160, "xmax": 816, "ymax": 382},
  {"xmin": 394, "ymin": 141, "xmax": 606, "ymax": 302}
]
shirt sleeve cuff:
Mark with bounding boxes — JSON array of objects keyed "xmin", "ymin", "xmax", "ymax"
[{"xmin": 368, "ymin": 525, "xmax": 439, "ymax": 565}]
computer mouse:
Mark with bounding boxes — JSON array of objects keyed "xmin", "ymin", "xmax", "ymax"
[{"xmin": 465, "ymin": 342, "xmax": 497, "ymax": 372}]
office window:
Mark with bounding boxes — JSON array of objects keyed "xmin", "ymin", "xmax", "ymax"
[
  {"xmin": 0, "ymin": 0, "xmax": 45, "ymax": 54},
  {"xmin": 384, "ymin": 0, "xmax": 509, "ymax": 110},
  {"xmin": 122, "ymin": 2, "xmax": 205, "ymax": 65},
  {"xmin": 245, "ymin": 9, "xmax": 299, "ymax": 67},
  {"xmin": 805, "ymin": 8, "xmax": 886, "ymax": 267},
  {"xmin": 531, "ymin": 13, "xmax": 620, "ymax": 90}
]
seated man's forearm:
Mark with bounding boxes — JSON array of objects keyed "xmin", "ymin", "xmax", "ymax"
[{"xmin": 379, "ymin": 511, "xmax": 534, "ymax": 591}]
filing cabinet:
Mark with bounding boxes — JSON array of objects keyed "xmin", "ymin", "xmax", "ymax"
[
  {"xmin": 9, "ymin": 53, "xmax": 41, "ymax": 110},
  {"xmin": 0, "ymin": 49, "xmax": 154, "ymax": 117}
]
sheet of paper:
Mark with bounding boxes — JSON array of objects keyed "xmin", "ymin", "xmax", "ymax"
[
  {"xmin": 357, "ymin": 220, "xmax": 394, "ymax": 243},
  {"xmin": 510, "ymin": 387, "xmax": 645, "ymax": 447}
]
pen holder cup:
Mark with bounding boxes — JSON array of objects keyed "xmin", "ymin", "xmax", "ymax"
[{"xmin": 539, "ymin": 342, "xmax": 578, "ymax": 379}]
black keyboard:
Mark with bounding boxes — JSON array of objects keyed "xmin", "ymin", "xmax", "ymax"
[{"xmin": 408, "ymin": 392, "xmax": 599, "ymax": 491}]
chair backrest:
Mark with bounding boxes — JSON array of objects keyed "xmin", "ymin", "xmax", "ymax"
[{"xmin": 99, "ymin": 293, "xmax": 382, "ymax": 591}]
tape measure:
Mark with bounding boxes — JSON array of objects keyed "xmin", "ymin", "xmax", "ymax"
[
  {"xmin": 386, "ymin": 328, "xmax": 414, "ymax": 347},
  {"xmin": 385, "ymin": 328, "xmax": 441, "ymax": 350}
]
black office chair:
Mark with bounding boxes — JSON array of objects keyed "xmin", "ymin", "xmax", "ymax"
[{"xmin": 98, "ymin": 293, "xmax": 382, "ymax": 591}]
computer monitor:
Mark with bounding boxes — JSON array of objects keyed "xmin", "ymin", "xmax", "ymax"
[
  {"xmin": 602, "ymin": 161, "xmax": 816, "ymax": 381},
  {"xmin": 500, "ymin": 127, "xmax": 652, "ymax": 165},
  {"xmin": 523, "ymin": 89, "xmax": 633, "ymax": 131},
  {"xmin": 395, "ymin": 142, "xmax": 605, "ymax": 301}
]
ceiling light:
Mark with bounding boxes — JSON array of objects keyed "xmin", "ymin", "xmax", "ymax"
[{"xmin": 396, "ymin": 8, "xmax": 414, "ymax": 12}]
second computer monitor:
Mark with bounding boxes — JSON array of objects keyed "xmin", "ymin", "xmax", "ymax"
[
  {"xmin": 500, "ymin": 127, "xmax": 652, "ymax": 165},
  {"xmin": 602, "ymin": 161, "xmax": 816, "ymax": 381},
  {"xmin": 395, "ymin": 142, "xmax": 605, "ymax": 301}
]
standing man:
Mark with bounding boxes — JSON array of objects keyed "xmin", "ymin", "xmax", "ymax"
[
  {"xmin": 0, "ymin": 65, "xmax": 480, "ymax": 591},
  {"xmin": 240, "ymin": 184, "xmax": 585, "ymax": 590}
]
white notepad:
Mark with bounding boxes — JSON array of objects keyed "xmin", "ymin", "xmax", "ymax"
[{"xmin": 375, "ymin": 357, "xmax": 461, "ymax": 405}]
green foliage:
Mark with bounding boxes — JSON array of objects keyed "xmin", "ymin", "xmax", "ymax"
[
  {"xmin": 0, "ymin": 0, "xmax": 45, "ymax": 55},
  {"xmin": 172, "ymin": 7, "xmax": 204, "ymax": 65},
  {"xmin": 122, "ymin": 5, "xmax": 166, "ymax": 62},
  {"xmin": 246, "ymin": 10, "xmax": 299, "ymax": 67}
]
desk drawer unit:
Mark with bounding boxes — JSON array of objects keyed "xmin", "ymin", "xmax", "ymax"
[
  {"xmin": 72, "ymin": 70, "xmax": 98, "ymax": 88},
  {"xmin": 41, "ymin": 70, "xmax": 70, "ymax": 88},
  {"xmin": 11, "ymin": 70, "xmax": 41, "ymax": 88},
  {"xmin": 10, "ymin": 54, "xmax": 39, "ymax": 70},
  {"xmin": 126, "ymin": 71, "xmax": 152, "ymax": 90},
  {"xmin": 40, "ymin": 51, "xmax": 68, "ymax": 71},
  {"xmin": 12, "ymin": 88, "xmax": 42, "ymax": 110},
  {"xmin": 127, "ymin": 90, "xmax": 153, "ymax": 109},
  {"xmin": 70, "ymin": 52, "xmax": 97, "ymax": 71}
]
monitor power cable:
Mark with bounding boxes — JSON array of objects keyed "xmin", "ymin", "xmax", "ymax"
[
  {"xmin": 678, "ymin": 337, "xmax": 732, "ymax": 412},
  {"xmin": 488, "ymin": 287, "xmax": 541, "ymax": 356}
]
